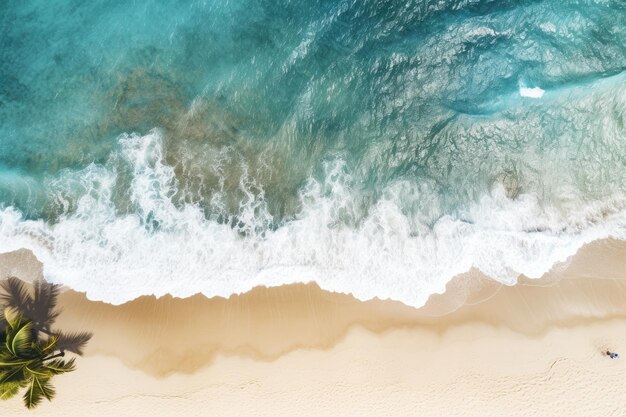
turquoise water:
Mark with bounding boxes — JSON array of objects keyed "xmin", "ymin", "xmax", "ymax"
[{"xmin": 1, "ymin": 0, "xmax": 625, "ymax": 305}]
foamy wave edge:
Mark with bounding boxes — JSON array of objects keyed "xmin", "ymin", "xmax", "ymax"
[{"xmin": 1, "ymin": 130, "xmax": 625, "ymax": 307}]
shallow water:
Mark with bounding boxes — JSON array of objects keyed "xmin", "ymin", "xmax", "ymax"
[{"xmin": 1, "ymin": 0, "xmax": 625, "ymax": 305}]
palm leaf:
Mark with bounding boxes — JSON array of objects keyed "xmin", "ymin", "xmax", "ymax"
[
  {"xmin": 0, "ymin": 364, "xmax": 27, "ymax": 384},
  {"xmin": 55, "ymin": 331, "xmax": 92, "ymax": 355},
  {"xmin": 3, "ymin": 308, "xmax": 23, "ymax": 330},
  {"xmin": 37, "ymin": 335, "xmax": 58, "ymax": 355},
  {"xmin": 6, "ymin": 320, "xmax": 34, "ymax": 357},
  {"xmin": 23, "ymin": 376, "xmax": 55, "ymax": 409},
  {"xmin": 25, "ymin": 365, "xmax": 52, "ymax": 378},
  {"xmin": 0, "ymin": 278, "xmax": 32, "ymax": 314},
  {"xmin": 43, "ymin": 358, "xmax": 76, "ymax": 375},
  {"xmin": 0, "ymin": 358, "xmax": 31, "ymax": 367},
  {"xmin": 37, "ymin": 377, "xmax": 55, "ymax": 401},
  {"xmin": 0, "ymin": 381, "xmax": 21, "ymax": 400}
]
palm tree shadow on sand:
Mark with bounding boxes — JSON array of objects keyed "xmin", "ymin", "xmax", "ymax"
[{"xmin": 0, "ymin": 277, "xmax": 92, "ymax": 409}]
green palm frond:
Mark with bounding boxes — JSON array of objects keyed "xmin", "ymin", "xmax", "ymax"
[
  {"xmin": 0, "ymin": 358, "xmax": 31, "ymax": 367},
  {"xmin": 37, "ymin": 335, "xmax": 58, "ymax": 355},
  {"xmin": 25, "ymin": 365, "xmax": 53, "ymax": 378},
  {"xmin": 42, "ymin": 358, "xmax": 76, "ymax": 375},
  {"xmin": 0, "ymin": 381, "xmax": 23, "ymax": 400},
  {"xmin": 3, "ymin": 308, "xmax": 23, "ymax": 331},
  {"xmin": 0, "ymin": 278, "xmax": 32, "ymax": 314},
  {"xmin": 23, "ymin": 376, "xmax": 55, "ymax": 409},
  {"xmin": 0, "ymin": 364, "xmax": 27, "ymax": 384},
  {"xmin": 6, "ymin": 320, "xmax": 35, "ymax": 357}
]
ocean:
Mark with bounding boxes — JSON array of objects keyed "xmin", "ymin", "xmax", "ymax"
[{"xmin": 1, "ymin": 0, "xmax": 625, "ymax": 305}]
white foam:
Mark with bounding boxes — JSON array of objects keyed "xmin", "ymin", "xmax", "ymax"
[
  {"xmin": 1, "ymin": 130, "xmax": 625, "ymax": 307},
  {"xmin": 519, "ymin": 86, "xmax": 545, "ymax": 98}
]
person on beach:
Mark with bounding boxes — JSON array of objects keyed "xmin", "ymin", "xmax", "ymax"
[{"xmin": 606, "ymin": 351, "xmax": 620, "ymax": 359}]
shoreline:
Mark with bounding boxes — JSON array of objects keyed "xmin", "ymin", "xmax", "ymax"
[{"xmin": 2, "ymin": 239, "xmax": 626, "ymax": 415}]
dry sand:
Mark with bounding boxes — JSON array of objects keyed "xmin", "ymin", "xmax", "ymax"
[{"xmin": 1, "ymin": 239, "xmax": 626, "ymax": 416}]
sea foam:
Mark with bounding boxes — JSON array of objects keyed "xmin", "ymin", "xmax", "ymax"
[
  {"xmin": 519, "ymin": 86, "xmax": 545, "ymax": 98},
  {"xmin": 1, "ymin": 131, "xmax": 625, "ymax": 307}
]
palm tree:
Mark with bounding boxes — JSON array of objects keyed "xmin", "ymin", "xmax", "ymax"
[
  {"xmin": 0, "ymin": 278, "xmax": 92, "ymax": 409},
  {"xmin": 0, "ymin": 309, "xmax": 75, "ymax": 408}
]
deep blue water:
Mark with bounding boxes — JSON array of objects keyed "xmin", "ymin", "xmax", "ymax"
[{"xmin": 0, "ymin": 0, "xmax": 625, "ymax": 305}]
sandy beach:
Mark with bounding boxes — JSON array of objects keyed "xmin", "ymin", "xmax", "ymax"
[{"xmin": 0, "ymin": 239, "xmax": 625, "ymax": 416}]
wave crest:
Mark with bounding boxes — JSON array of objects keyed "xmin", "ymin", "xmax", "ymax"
[{"xmin": 1, "ymin": 130, "xmax": 625, "ymax": 306}]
